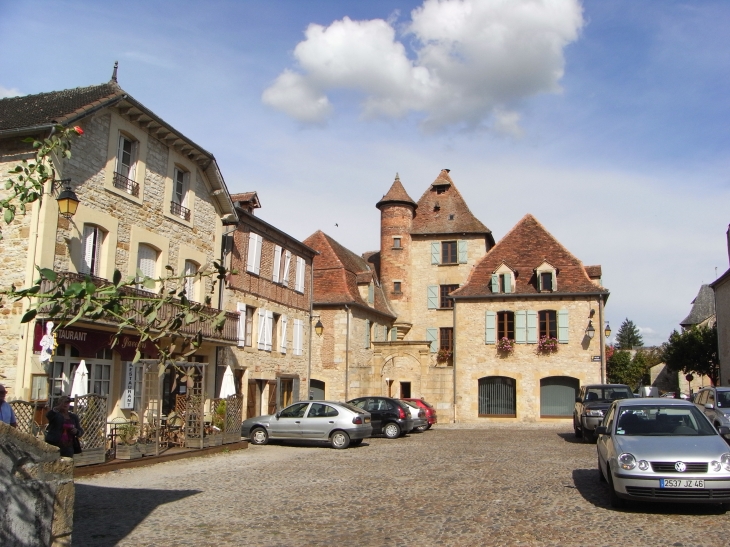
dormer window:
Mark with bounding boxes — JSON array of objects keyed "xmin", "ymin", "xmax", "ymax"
[
  {"xmin": 535, "ymin": 262, "xmax": 557, "ymax": 292},
  {"xmin": 540, "ymin": 272, "xmax": 553, "ymax": 291},
  {"xmin": 491, "ymin": 264, "xmax": 515, "ymax": 294}
]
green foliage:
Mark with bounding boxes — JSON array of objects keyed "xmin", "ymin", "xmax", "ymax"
[
  {"xmin": 607, "ymin": 349, "xmax": 647, "ymax": 389},
  {"xmin": 663, "ymin": 324, "xmax": 719, "ymax": 386},
  {"xmin": 615, "ymin": 318, "xmax": 643, "ymax": 350}
]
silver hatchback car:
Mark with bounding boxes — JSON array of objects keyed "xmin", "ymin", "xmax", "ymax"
[
  {"xmin": 241, "ymin": 400, "xmax": 372, "ymax": 449},
  {"xmin": 596, "ymin": 398, "xmax": 730, "ymax": 508}
]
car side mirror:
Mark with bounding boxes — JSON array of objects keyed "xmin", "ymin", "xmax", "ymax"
[
  {"xmin": 718, "ymin": 426, "xmax": 730, "ymax": 436},
  {"xmin": 705, "ymin": 403, "xmax": 715, "ymax": 410},
  {"xmin": 595, "ymin": 425, "xmax": 608, "ymax": 436},
  {"xmin": 275, "ymin": 412, "xmax": 280, "ymax": 420}
]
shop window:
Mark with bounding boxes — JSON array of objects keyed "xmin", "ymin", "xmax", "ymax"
[{"xmin": 478, "ymin": 376, "xmax": 516, "ymax": 417}]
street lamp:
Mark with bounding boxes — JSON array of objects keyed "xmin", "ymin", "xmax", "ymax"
[
  {"xmin": 54, "ymin": 179, "xmax": 79, "ymax": 219},
  {"xmin": 314, "ymin": 319, "xmax": 324, "ymax": 337},
  {"xmin": 585, "ymin": 320, "xmax": 595, "ymax": 339},
  {"xmin": 604, "ymin": 322, "xmax": 611, "ymax": 338}
]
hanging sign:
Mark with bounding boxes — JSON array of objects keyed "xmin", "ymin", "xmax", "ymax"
[{"xmin": 121, "ymin": 362, "xmax": 135, "ymax": 409}]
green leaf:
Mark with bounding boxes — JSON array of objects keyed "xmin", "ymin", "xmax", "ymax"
[
  {"xmin": 39, "ymin": 268, "xmax": 57, "ymax": 282},
  {"xmin": 113, "ymin": 270, "xmax": 122, "ymax": 285},
  {"xmin": 20, "ymin": 308, "xmax": 37, "ymax": 323},
  {"xmin": 143, "ymin": 277, "xmax": 156, "ymax": 289},
  {"xmin": 4, "ymin": 208, "xmax": 14, "ymax": 224},
  {"xmin": 133, "ymin": 350, "xmax": 141, "ymax": 364}
]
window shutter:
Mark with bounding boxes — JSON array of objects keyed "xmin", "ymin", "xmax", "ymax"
[
  {"xmin": 265, "ymin": 310, "xmax": 273, "ymax": 351},
  {"xmin": 81, "ymin": 225, "xmax": 95, "ymax": 274},
  {"xmin": 184, "ymin": 261, "xmax": 197, "ymax": 300},
  {"xmin": 515, "ymin": 310, "xmax": 526, "ymax": 343},
  {"xmin": 431, "ymin": 242, "xmax": 440, "ymax": 265},
  {"xmin": 491, "ymin": 274, "xmax": 499, "ymax": 293},
  {"xmin": 254, "ymin": 235, "xmax": 262, "ymax": 275},
  {"xmin": 382, "ymin": 325, "xmax": 388, "ymax": 342},
  {"xmin": 485, "ymin": 311, "xmax": 496, "ymax": 344},
  {"xmin": 537, "ymin": 272, "xmax": 542, "ymax": 291},
  {"xmin": 391, "ymin": 328, "xmax": 397, "ymax": 341},
  {"xmin": 365, "ymin": 319, "xmax": 371, "ymax": 348},
  {"xmin": 257, "ymin": 308, "xmax": 266, "ymax": 350},
  {"xmin": 273, "ymin": 245, "xmax": 282, "ymax": 283},
  {"xmin": 368, "ymin": 283, "xmax": 374, "ymax": 304},
  {"xmin": 292, "ymin": 377, "xmax": 300, "ymax": 403},
  {"xmin": 427, "ymin": 285, "xmax": 438, "ymax": 309},
  {"xmin": 458, "ymin": 240, "xmax": 468, "ymax": 263},
  {"xmin": 558, "ymin": 309, "xmax": 569, "ymax": 343},
  {"xmin": 295, "ymin": 256, "xmax": 304, "ymax": 292},
  {"xmin": 504, "ymin": 274, "xmax": 512, "ymax": 294},
  {"xmin": 137, "ymin": 244, "xmax": 157, "ymax": 290},
  {"xmin": 280, "ymin": 315, "xmax": 288, "ymax": 353},
  {"xmin": 426, "ymin": 328, "xmax": 438, "ymax": 353},
  {"xmin": 247, "ymin": 233, "xmax": 258, "ymax": 274},
  {"xmin": 129, "ymin": 140, "xmax": 137, "ymax": 180},
  {"xmin": 236, "ymin": 303, "xmax": 246, "ymax": 346},
  {"xmin": 552, "ymin": 271, "xmax": 557, "ymax": 292},
  {"xmin": 283, "ymin": 251, "xmax": 292, "ymax": 287},
  {"xmin": 294, "ymin": 319, "xmax": 303, "ymax": 356},
  {"xmin": 526, "ymin": 310, "xmax": 538, "ymax": 343}
]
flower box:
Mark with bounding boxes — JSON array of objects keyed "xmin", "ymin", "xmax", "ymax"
[
  {"xmin": 204, "ymin": 434, "xmax": 223, "ymax": 448},
  {"xmin": 116, "ymin": 444, "xmax": 143, "ymax": 460},
  {"xmin": 537, "ymin": 336, "xmax": 559, "ymax": 354},
  {"xmin": 139, "ymin": 442, "xmax": 158, "ymax": 456},
  {"xmin": 496, "ymin": 337, "xmax": 514, "ymax": 354}
]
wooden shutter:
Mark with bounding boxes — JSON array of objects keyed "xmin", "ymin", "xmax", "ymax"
[
  {"xmin": 282, "ymin": 251, "xmax": 292, "ymax": 287},
  {"xmin": 295, "ymin": 256, "xmax": 304, "ymax": 292},
  {"xmin": 272, "ymin": 245, "xmax": 282, "ymax": 283},
  {"xmin": 552, "ymin": 271, "xmax": 557, "ymax": 292},
  {"xmin": 365, "ymin": 319, "xmax": 371, "ymax": 348},
  {"xmin": 491, "ymin": 274, "xmax": 499, "ymax": 293},
  {"xmin": 431, "ymin": 242, "xmax": 440, "ymax": 265},
  {"xmin": 265, "ymin": 310, "xmax": 274, "ymax": 351},
  {"xmin": 81, "ymin": 225, "xmax": 95, "ymax": 275},
  {"xmin": 515, "ymin": 310, "xmax": 526, "ymax": 344},
  {"xmin": 427, "ymin": 285, "xmax": 438, "ymax": 309},
  {"xmin": 527, "ymin": 310, "xmax": 538, "ymax": 343},
  {"xmin": 293, "ymin": 319, "xmax": 303, "ymax": 356},
  {"xmin": 558, "ymin": 309, "xmax": 569, "ymax": 343},
  {"xmin": 257, "ymin": 308, "xmax": 266, "ymax": 350},
  {"xmin": 368, "ymin": 283, "xmax": 374, "ymax": 304},
  {"xmin": 391, "ymin": 328, "xmax": 397, "ymax": 341},
  {"xmin": 247, "ymin": 233, "xmax": 258, "ymax": 274},
  {"xmin": 504, "ymin": 274, "xmax": 512, "ymax": 294},
  {"xmin": 426, "ymin": 328, "xmax": 437, "ymax": 352},
  {"xmin": 485, "ymin": 311, "xmax": 496, "ymax": 344},
  {"xmin": 458, "ymin": 240, "xmax": 468, "ymax": 263},
  {"xmin": 236, "ymin": 303, "xmax": 246, "ymax": 346},
  {"xmin": 137, "ymin": 244, "xmax": 157, "ymax": 290},
  {"xmin": 267, "ymin": 381, "xmax": 277, "ymax": 414},
  {"xmin": 280, "ymin": 315, "xmax": 288, "ymax": 353},
  {"xmin": 184, "ymin": 260, "xmax": 196, "ymax": 300}
]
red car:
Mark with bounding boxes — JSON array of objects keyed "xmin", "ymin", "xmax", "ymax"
[{"xmin": 401, "ymin": 398, "xmax": 437, "ymax": 430}]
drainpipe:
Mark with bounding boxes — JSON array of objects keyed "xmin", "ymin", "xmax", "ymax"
[
  {"xmin": 307, "ymin": 258, "xmax": 314, "ymax": 399},
  {"xmin": 599, "ymin": 296, "xmax": 605, "ymax": 383},
  {"xmin": 345, "ymin": 305, "xmax": 350, "ymax": 401},
  {"xmin": 452, "ymin": 300, "xmax": 457, "ymax": 424}
]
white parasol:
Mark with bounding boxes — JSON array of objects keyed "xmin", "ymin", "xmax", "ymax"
[
  {"xmin": 219, "ymin": 365, "xmax": 236, "ymax": 398},
  {"xmin": 69, "ymin": 360, "xmax": 88, "ymax": 398}
]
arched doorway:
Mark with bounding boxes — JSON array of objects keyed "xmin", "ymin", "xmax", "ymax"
[
  {"xmin": 540, "ymin": 376, "xmax": 579, "ymax": 417},
  {"xmin": 310, "ymin": 379, "xmax": 325, "ymax": 400},
  {"xmin": 478, "ymin": 376, "xmax": 516, "ymax": 417}
]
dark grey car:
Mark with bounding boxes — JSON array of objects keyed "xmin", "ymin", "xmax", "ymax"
[
  {"xmin": 694, "ymin": 387, "xmax": 730, "ymax": 430},
  {"xmin": 241, "ymin": 401, "xmax": 372, "ymax": 449},
  {"xmin": 574, "ymin": 384, "xmax": 633, "ymax": 442}
]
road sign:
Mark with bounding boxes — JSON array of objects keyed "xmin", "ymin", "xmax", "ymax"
[{"xmin": 592, "ymin": 356, "xmax": 601, "ymax": 362}]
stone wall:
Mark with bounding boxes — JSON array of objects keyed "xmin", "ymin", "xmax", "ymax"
[
  {"xmin": 715, "ymin": 276, "xmax": 730, "ymax": 386},
  {"xmin": 0, "ymin": 422, "xmax": 74, "ymax": 547}
]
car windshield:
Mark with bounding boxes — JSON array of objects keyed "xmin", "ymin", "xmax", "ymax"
[
  {"xmin": 615, "ymin": 405, "xmax": 717, "ymax": 436},
  {"xmin": 585, "ymin": 387, "xmax": 632, "ymax": 403},
  {"xmin": 340, "ymin": 402, "xmax": 368, "ymax": 414}
]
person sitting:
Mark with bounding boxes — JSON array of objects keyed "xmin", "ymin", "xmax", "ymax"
[
  {"xmin": 0, "ymin": 384, "xmax": 17, "ymax": 427},
  {"xmin": 45, "ymin": 396, "xmax": 83, "ymax": 457}
]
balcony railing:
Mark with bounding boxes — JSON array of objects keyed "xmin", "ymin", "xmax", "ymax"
[
  {"xmin": 170, "ymin": 201, "xmax": 191, "ymax": 221},
  {"xmin": 38, "ymin": 272, "xmax": 239, "ymax": 343},
  {"xmin": 113, "ymin": 172, "xmax": 140, "ymax": 197}
]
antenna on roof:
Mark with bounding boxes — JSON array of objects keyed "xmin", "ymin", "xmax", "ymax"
[{"xmin": 111, "ymin": 61, "xmax": 119, "ymax": 83}]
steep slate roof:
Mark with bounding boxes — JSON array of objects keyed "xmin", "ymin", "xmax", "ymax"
[
  {"xmin": 376, "ymin": 174, "xmax": 417, "ymax": 209},
  {"xmin": 680, "ymin": 284, "xmax": 716, "ymax": 327},
  {"xmin": 452, "ymin": 214, "xmax": 608, "ymax": 298},
  {"xmin": 303, "ymin": 231, "xmax": 396, "ymax": 319},
  {"xmin": 410, "ymin": 170, "xmax": 493, "ymax": 243}
]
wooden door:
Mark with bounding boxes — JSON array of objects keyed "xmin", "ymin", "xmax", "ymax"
[
  {"xmin": 267, "ymin": 380, "xmax": 277, "ymax": 414},
  {"xmin": 247, "ymin": 380, "xmax": 257, "ymax": 419}
]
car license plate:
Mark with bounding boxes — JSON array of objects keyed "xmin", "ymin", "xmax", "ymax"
[{"xmin": 660, "ymin": 479, "xmax": 704, "ymax": 488}]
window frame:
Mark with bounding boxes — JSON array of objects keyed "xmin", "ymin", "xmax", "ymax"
[
  {"xmin": 497, "ymin": 311, "xmax": 515, "ymax": 340},
  {"xmin": 439, "ymin": 284, "xmax": 459, "ymax": 309},
  {"xmin": 539, "ymin": 310, "xmax": 558, "ymax": 339},
  {"xmin": 441, "ymin": 241, "xmax": 458, "ymax": 264},
  {"xmin": 81, "ymin": 224, "xmax": 105, "ymax": 277},
  {"xmin": 439, "ymin": 327, "xmax": 454, "ymax": 352}
]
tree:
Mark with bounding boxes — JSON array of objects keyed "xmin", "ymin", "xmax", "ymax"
[
  {"xmin": 615, "ymin": 318, "xmax": 643, "ymax": 350},
  {"xmin": 606, "ymin": 349, "xmax": 646, "ymax": 389},
  {"xmin": 663, "ymin": 324, "xmax": 719, "ymax": 386}
]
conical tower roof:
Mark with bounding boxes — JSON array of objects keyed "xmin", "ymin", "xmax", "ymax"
[{"xmin": 376, "ymin": 173, "xmax": 417, "ymax": 210}]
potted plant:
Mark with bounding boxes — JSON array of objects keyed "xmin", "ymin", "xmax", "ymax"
[
  {"xmin": 537, "ymin": 336, "xmax": 559, "ymax": 354},
  {"xmin": 115, "ymin": 422, "xmax": 142, "ymax": 459},
  {"xmin": 436, "ymin": 349, "xmax": 453, "ymax": 365},
  {"xmin": 496, "ymin": 337, "xmax": 514, "ymax": 355}
]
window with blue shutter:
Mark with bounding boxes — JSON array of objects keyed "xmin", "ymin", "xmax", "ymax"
[
  {"xmin": 485, "ymin": 311, "xmax": 496, "ymax": 344},
  {"xmin": 526, "ymin": 310, "xmax": 538, "ymax": 343},
  {"xmin": 431, "ymin": 242, "xmax": 440, "ymax": 265},
  {"xmin": 458, "ymin": 240, "xmax": 468, "ymax": 263},
  {"xmin": 515, "ymin": 310, "xmax": 526, "ymax": 343},
  {"xmin": 491, "ymin": 274, "xmax": 499, "ymax": 293},
  {"xmin": 427, "ymin": 285, "xmax": 438, "ymax": 309},
  {"xmin": 503, "ymin": 274, "xmax": 512, "ymax": 294},
  {"xmin": 391, "ymin": 328, "xmax": 397, "ymax": 341},
  {"xmin": 558, "ymin": 309, "xmax": 569, "ymax": 343},
  {"xmin": 552, "ymin": 271, "xmax": 557, "ymax": 292},
  {"xmin": 426, "ymin": 328, "xmax": 438, "ymax": 352}
]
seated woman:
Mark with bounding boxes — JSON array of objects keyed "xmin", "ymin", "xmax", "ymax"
[{"xmin": 45, "ymin": 396, "xmax": 84, "ymax": 457}]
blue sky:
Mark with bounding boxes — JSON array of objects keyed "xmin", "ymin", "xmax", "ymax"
[{"xmin": 1, "ymin": 0, "xmax": 728, "ymax": 346}]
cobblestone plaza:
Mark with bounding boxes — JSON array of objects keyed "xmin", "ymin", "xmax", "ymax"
[{"xmin": 74, "ymin": 426, "xmax": 730, "ymax": 546}]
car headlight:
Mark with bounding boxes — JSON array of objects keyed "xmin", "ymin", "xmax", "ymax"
[
  {"xmin": 586, "ymin": 409, "xmax": 604, "ymax": 417},
  {"xmin": 721, "ymin": 453, "xmax": 730, "ymax": 472},
  {"xmin": 619, "ymin": 453, "xmax": 637, "ymax": 470}
]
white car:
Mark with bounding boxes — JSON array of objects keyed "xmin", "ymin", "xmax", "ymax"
[{"xmin": 401, "ymin": 400, "xmax": 428, "ymax": 432}]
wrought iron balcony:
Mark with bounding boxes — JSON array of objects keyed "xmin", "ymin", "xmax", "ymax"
[
  {"xmin": 112, "ymin": 172, "xmax": 140, "ymax": 197},
  {"xmin": 37, "ymin": 272, "xmax": 239, "ymax": 343},
  {"xmin": 170, "ymin": 201, "xmax": 191, "ymax": 221}
]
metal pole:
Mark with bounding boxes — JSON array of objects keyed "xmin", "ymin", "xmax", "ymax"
[
  {"xmin": 599, "ymin": 297, "xmax": 605, "ymax": 383},
  {"xmin": 344, "ymin": 305, "xmax": 350, "ymax": 401}
]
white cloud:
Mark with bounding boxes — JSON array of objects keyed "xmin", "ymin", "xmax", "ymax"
[
  {"xmin": 0, "ymin": 85, "xmax": 21, "ymax": 98},
  {"xmin": 262, "ymin": 0, "xmax": 584, "ymax": 131}
]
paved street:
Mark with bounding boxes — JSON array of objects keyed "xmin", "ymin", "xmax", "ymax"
[{"xmin": 74, "ymin": 425, "xmax": 730, "ymax": 546}]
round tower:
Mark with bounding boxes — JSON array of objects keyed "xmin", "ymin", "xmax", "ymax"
[{"xmin": 376, "ymin": 173, "xmax": 416, "ymax": 321}]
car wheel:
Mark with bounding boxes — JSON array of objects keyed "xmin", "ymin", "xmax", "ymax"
[
  {"xmin": 350, "ymin": 438, "xmax": 363, "ymax": 446},
  {"xmin": 574, "ymin": 416, "xmax": 583, "ymax": 438},
  {"xmin": 425, "ymin": 424, "xmax": 432, "ymax": 430},
  {"xmin": 330, "ymin": 430, "xmax": 350, "ymax": 449},
  {"xmin": 383, "ymin": 422, "xmax": 401, "ymax": 439},
  {"xmin": 606, "ymin": 465, "xmax": 625, "ymax": 509},
  {"xmin": 598, "ymin": 457, "xmax": 606, "ymax": 482},
  {"xmin": 249, "ymin": 427, "xmax": 269, "ymax": 445},
  {"xmin": 415, "ymin": 424, "xmax": 428, "ymax": 433}
]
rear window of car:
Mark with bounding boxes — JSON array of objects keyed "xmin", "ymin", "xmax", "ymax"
[{"xmin": 340, "ymin": 402, "xmax": 368, "ymax": 414}]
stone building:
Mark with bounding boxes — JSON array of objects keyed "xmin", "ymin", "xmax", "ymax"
[
  {"xmin": 0, "ymin": 73, "xmax": 239, "ymax": 420},
  {"xmin": 711, "ymin": 225, "xmax": 730, "ymax": 386},
  {"xmin": 223, "ymin": 194, "xmax": 316, "ymax": 418},
  {"xmin": 451, "ymin": 214, "xmax": 609, "ymax": 422}
]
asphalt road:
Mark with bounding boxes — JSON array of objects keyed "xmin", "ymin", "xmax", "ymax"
[{"xmin": 73, "ymin": 425, "xmax": 730, "ymax": 546}]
